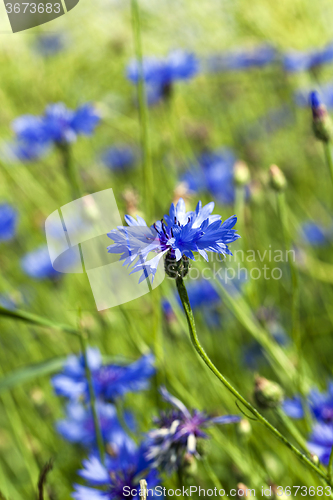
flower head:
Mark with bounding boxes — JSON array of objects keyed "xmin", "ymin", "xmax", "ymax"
[
  {"xmin": 0, "ymin": 203, "xmax": 17, "ymax": 242},
  {"xmin": 10, "ymin": 103, "xmax": 100, "ymax": 161},
  {"xmin": 284, "ymin": 42, "xmax": 333, "ymax": 73},
  {"xmin": 101, "ymin": 146, "xmax": 137, "ymax": 171},
  {"xmin": 73, "ymin": 437, "xmax": 161, "ymax": 500},
  {"xmin": 52, "ymin": 347, "xmax": 155, "ymax": 402},
  {"xmin": 34, "ymin": 33, "xmax": 67, "ymax": 57},
  {"xmin": 56, "ymin": 401, "xmax": 133, "ymax": 449},
  {"xmin": 145, "ymin": 387, "xmax": 240, "ymax": 474},
  {"xmin": 107, "ymin": 198, "xmax": 239, "ymax": 283},
  {"xmin": 206, "ymin": 45, "xmax": 276, "ymax": 72},
  {"xmin": 308, "ymin": 423, "xmax": 333, "ymax": 465},
  {"xmin": 283, "ymin": 383, "xmax": 333, "ymax": 423},
  {"xmin": 182, "ymin": 149, "xmax": 249, "ymax": 205},
  {"xmin": 300, "ymin": 221, "xmax": 331, "ymax": 246},
  {"xmin": 21, "ymin": 246, "xmax": 60, "ymax": 280},
  {"xmin": 127, "ymin": 50, "xmax": 199, "ymax": 104}
]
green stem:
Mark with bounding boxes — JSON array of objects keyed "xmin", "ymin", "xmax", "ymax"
[
  {"xmin": 78, "ymin": 327, "xmax": 105, "ymax": 465},
  {"xmin": 130, "ymin": 0, "xmax": 154, "ymax": 220},
  {"xmin": 323, "ymin": 142, "xmax": 333, "ymax": 187},
  {"xmin": 276, "ymin": 192, "xmax": 300, "ymax": 352},
  {"xmin": 276, "ymin": 193, "xmax": 311, "ymax": 427},
  {"xmin": 329, "ymin": 446, "xmax": 333, "ymax": 485},
  {"xmin": 0, "ymin": 304, "xmax": 79, "ymax": 337},
  {"xmin": 175, "ymin": 276, "xmax": 330, "ymax": 485},
  {"xmin": 59, "ymin": 142, "xmax": 82, "ymax": 200}
]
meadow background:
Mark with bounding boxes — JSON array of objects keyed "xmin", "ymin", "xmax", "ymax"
[{"xmin": 1, "ymin": 0, "xmax": 333, "ymax": 498}]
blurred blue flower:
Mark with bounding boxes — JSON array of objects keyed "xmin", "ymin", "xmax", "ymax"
[
  {"xmin": 300, "ymin": 221, "xmax": 331, "ymax": 246},
  {"xmin": 146, "ymin": 387, "xmax": 240, "ymax": 474},
  {"xmin": 10, "ymin": 103, "xmax": 100, "ymax": 161},
  {"xmin": 205, "ymin": 45, "xmax": 276, "ymax": 72},
  {"xmin": 127, "ymin": 50, "xmax": 199, "ymax": 104},
  {"xmin": 73, "ymin": 437, "xmax": 161, "ymax": 500},
  {"xmin": 0, "ymin": 203, "xmax": 17, "ymax": 242},
  {"xmin": 243, "ymin": 105, "xmax": 294, "ymax": 142},
  {"xmin": 5, "ymin": 139, "xmax": 50, "ymax": 162},
  {"xmin": 57, "ymin": 401, "xmax": 133, "ymax": 448},
  {"xmin": 182, "ymin": 149, "xmax": 248, "ymax": 205},
  {"xmin": 101, "ymin": 146, "xmax": 137, "ymax": 171},
  {"xmin": 21, "ymin": 246, "xmax": 59, "ymax": 280},
  {"xmin": 127, "ymin": 50, "xmax": 198, "ymax": 86},
  {"xmin": 244, "ymin": 309, "xmax": 290, "ymax": 369},
  {"xmin": 308, "ymin": 423, "xmax": 333, "ymax": 465},
  {"xmin": 34, "ymin": 33, "xmax": 66, "ymax": 57},
  {"xmin": 283, "ymin": 383, "xmax": 333, "ymax": 422},
  {"xmin": 284, "ymin": 42, "xmax": 333, "ymax": 72},
  {"xmin": 52, "ymin": 348, "xmax": 155, "ymax": 402},
  {"xmin": 43, "ymin": 103, "xmax": 100, "ymax": 143},
  {"xmin": 107, "ymin": 198, "xmax": 240, "ymax": 283}
]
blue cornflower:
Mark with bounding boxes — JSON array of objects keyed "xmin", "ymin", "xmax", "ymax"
[
  {"xmin": 73, "ymin": 437, "xmax": 161, "ymax": 500},
  {"xmin": 107, "ymin": 198, "xmax": 239, "ymax": 283},
  {"xmin": 300, "ymin": 221, "xmax": 331, "ymax": 246},
  {"xmin": 145, "ymin": 387, "xmax": 240, "ymax": 474},
  {"xmin": 10, "ymin": 103, "xmax": 100, "ymax": 161},
  {"xmin": 57, "ymin": 401, "xmax": 133, "ymax": 448},
  {"xmin": 284, "ymin": 42, "xmax": 333, "ymax": 72},
  {"xmin": 52, "ymin": 347, "xmax": 155, "ymax": 402},
  {"xmin": 283, "ymin": 382, "xmax": 333, "ymax": 422},
  {"xmin": 101, "ymin": 146, "xmax": 137, "ymax": 171},
  {"xmin": 308, "ymin": 423, "xmax": 333, "ymax": 465},
  {"xmin": 0, "ymin": 203, "xmax": 17, "ymax": 242},
  {"xmin": 21, "ymin": 246, "xmax": 60, "ymax": 280},
  {"xmin": 205, "ymin": 45, "xmax": 276, "ymax": 72},
  {"xmin": 34, "ymin": 33, "xmax": 67, "ymax": 57},
  {"xmin": 43, "ymin": 103, "xmax": 100, "ymax": 143},
  {"xmin": 5, "ymin": 139, "xmax": 50, "ymax": 162},
  {"xmin": 182, "ymin": 149, "xmax": 247, "ymax": 205},
  {"xmin": 127, "ymin": 50, "xmax": 199, "ymax": 104}
]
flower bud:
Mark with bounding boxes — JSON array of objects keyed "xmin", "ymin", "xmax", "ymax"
[
  {"xmin": 310, "ymin": 91, "xmax": 333, "ymax": 143},
  {"xmin": 254, "ymin": 376, "xmax": 284, "ymax": 409},
  {"xmin": 164, "ymin": 252, "xmax": 189, "ymax": 279},
  {"xmin": 238, "ymin": 418, "xmax": 252, "ymax": 437},
  {"xmin": 269, "ymin": 165, "xmax": 287, "ymax": 192},
  {"xmin": 234, "ymin": 160, "xmax": 250, "ymax": 186},
  {"xmin": 237, "ymin": 483, "xmax": 254, "ymax": 498}
]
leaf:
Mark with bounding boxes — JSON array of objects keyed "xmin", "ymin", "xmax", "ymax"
[
  {"xmin": 0, "ymin": 358, "xmax": 67, "ymax": 394},
  {"xmin": 0, "ymin": 305, "xmax": 79, "ymax": 337}
]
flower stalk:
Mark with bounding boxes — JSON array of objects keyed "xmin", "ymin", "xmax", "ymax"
[
  {"xmin": 77, "ymin": 317, "xmax": 105, "ymax": 465},
  {"xmin": 58, "ymin": 142, "xmax": 82, "ymax": 200},
  {"xmin": 175, "ymin": 275, "xmax": 330, "ymax": 485}
]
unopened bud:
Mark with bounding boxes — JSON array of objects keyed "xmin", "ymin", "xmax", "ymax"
[
  {"xmin": 254, "ymin": 376, "xmax": 284, "ymax": 409},
  {"xmin": 310, "ymin": 91, "xmax": 333, "ymax": 143},
  {"xmin": 238, "ymin": 418, "xmax": 252, "ymax": 437},
  {"xmin": 237, "ymin": 483, "xmax": 254, "ymax": 498},
  {"xmin": 234, "ymin": 161, "xmax": 250, "ymax": 186},
  {"xmin": 311, "ymin": 453, "xmax": 319, "ymax": 465},
  {"xmin": 269, "ymin": 165, "xmax": 287, "ymax": 192},
  {"xmin": 164, "ymin": 251, "xmax": 189, "ymax": 279}
]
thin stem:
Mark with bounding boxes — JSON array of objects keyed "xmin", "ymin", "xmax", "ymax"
[
  {"xmin": 58, "ymin": 142, "xmax": 82, "ymax": 200},
  {"xmin": 175, "ymin": 276, "xmax": 330, "ymax": 485},
  {"xmin": 0, "ymin": 304, "xmax": 79, "ymax": 337},
  {"xmin": 276, "ymin": 192, "xmax": 300, "ymax": 346},
  {"xmin": 130, "ymin": 0, "xmax": 154, "ymax": 220},
  {"xmin": 323, "ymin": 142, "xmax": 333, "ymax": 188},
  {"xmin": 329, "ymin": 446, "xmax": 333, "ymax": 485},
  {"xmin": 78, "ymin": 326, "xmax": 105, "ymax": 465},
  {"xmin": 276, "ymin": 192, "xmax": 311, "ymax": 426}
]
